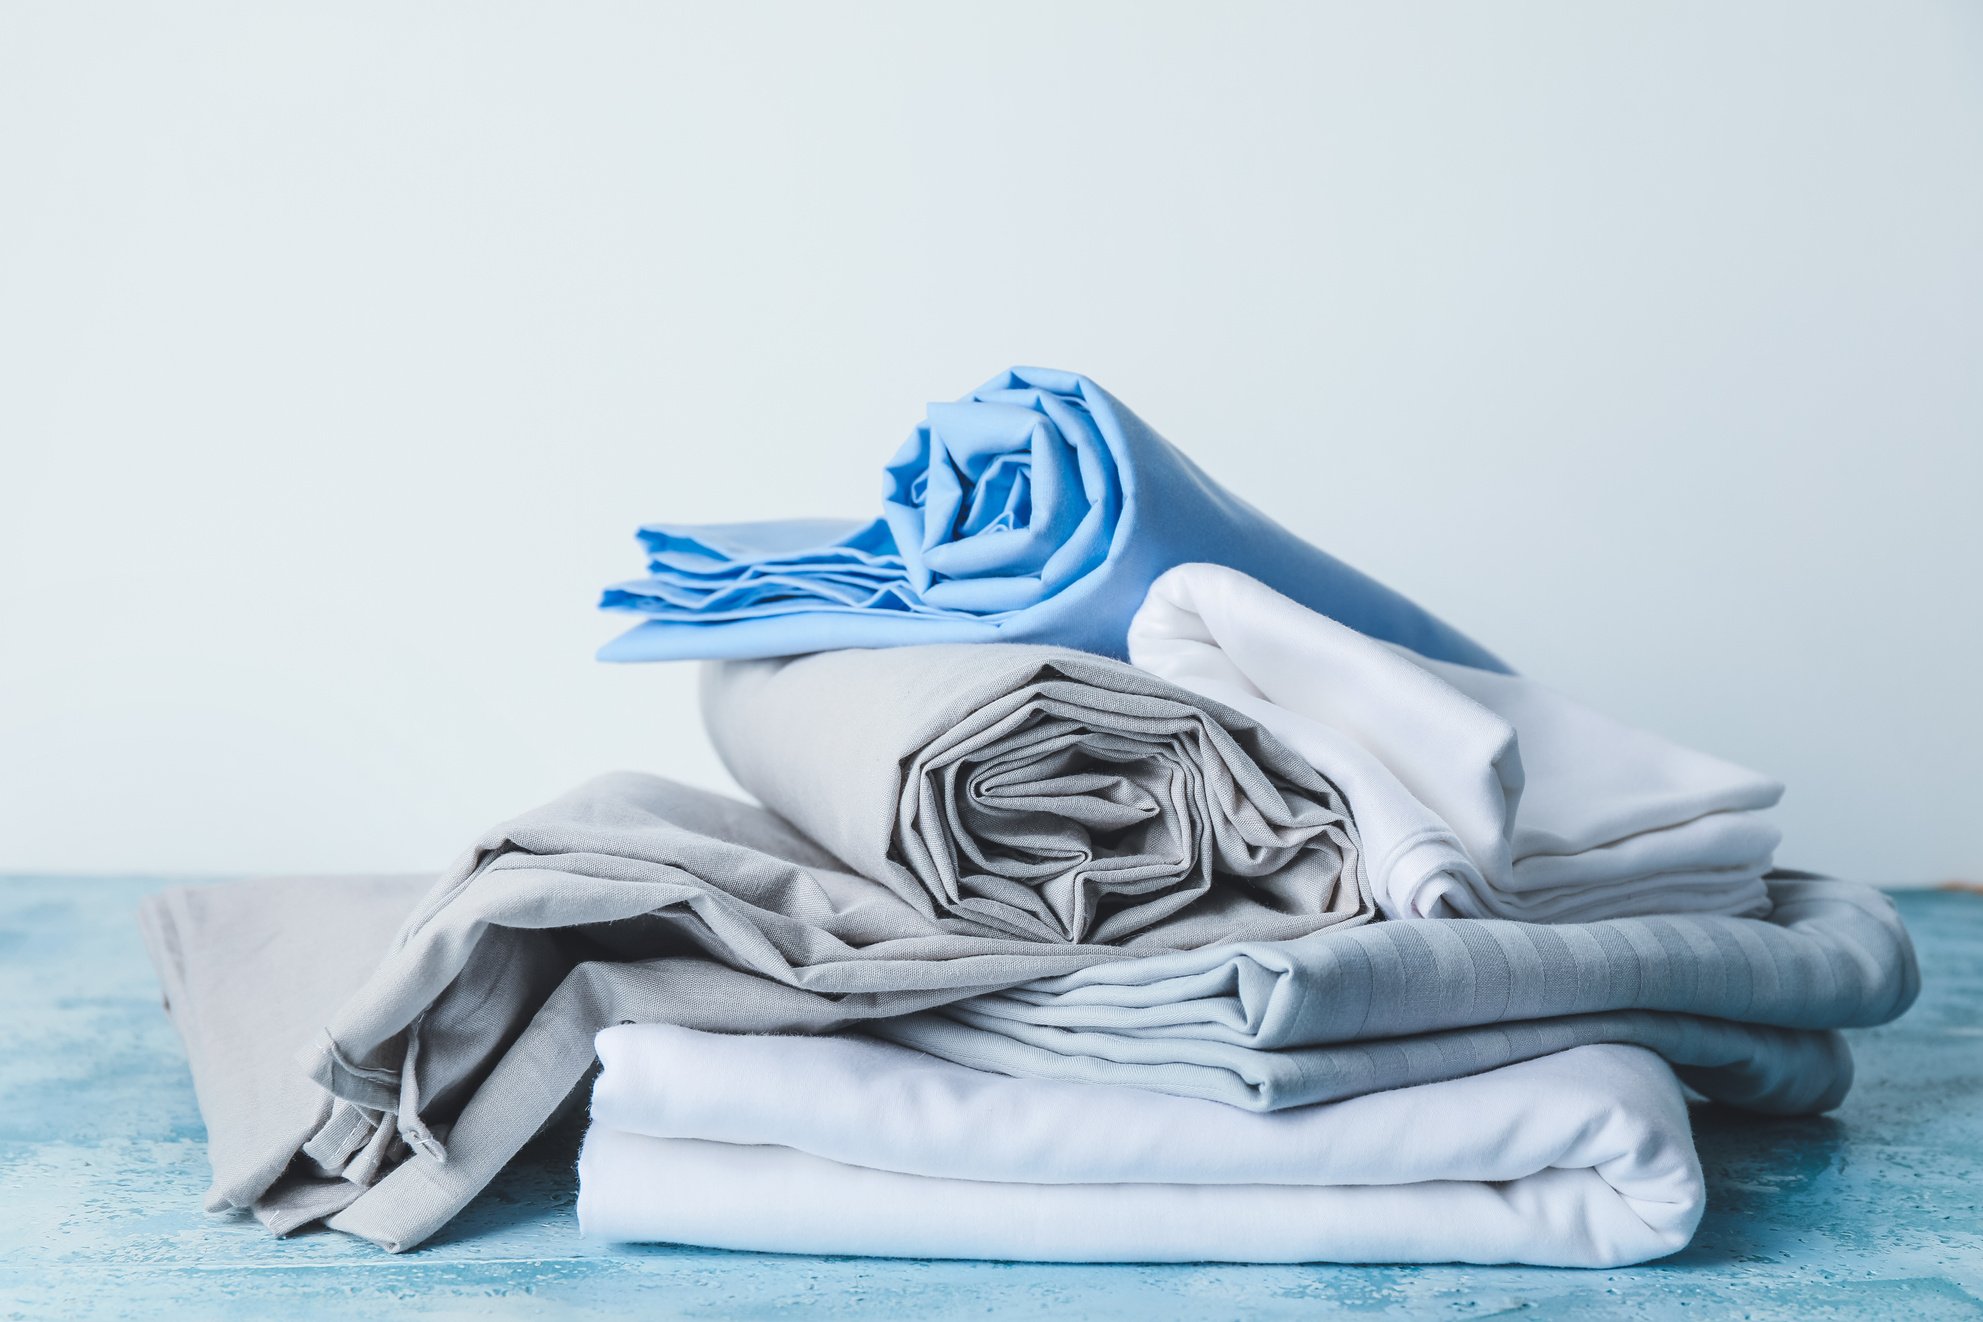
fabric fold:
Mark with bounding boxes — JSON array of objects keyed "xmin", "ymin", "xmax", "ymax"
[
  {"xmin": 139, "ymin": 692, "xmax": 1915, "ymax": 1254},
  {"xmin": 140, "ymin": 733, "xmax": 1367, "ymax": 1254},
  {"xmin": 579, "ymin": 1026, "xmax": 1704, "ymax": 1267},
  {"xmin": 1127, "ymin": 563, "xmax": 1786, "ymax": 922},
  {"xmin": 873, "ymin": 873, "xmax": 1917, "ymax": 1113},
  {"xmin": 138, "ymin": 874, "xmax": 431, "ymax": 1235},
  {"xmin": 700, "ymin": 644, "xmax": 1376, "ymax": 948},
  {"xmin": 142, "ymin": 807, "xmax": 1913, "ymax": 1255},
  {"xmin": 601, "ymin": 367, "xmax": 1507, "ymax": 670}
]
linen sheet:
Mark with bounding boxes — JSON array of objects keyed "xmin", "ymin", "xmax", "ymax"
[
  {"xmin": 599, "ymin": 367, "xmax": 1507, "ymax": 670},
  {"xmin": 1128, "ymin": 563, "xmax": 1785, "ymax": 922},
  {"xmin": 579, "ymin": 1026, "xmax": 1704, "ymax": 1267},
  {"xmin": 700, "ymin": 643, "xmax": 1374, "ymax": 946},
  {"xmin": 877, "ymin": 873, "xmax": 1918, "ymax": 1113}
]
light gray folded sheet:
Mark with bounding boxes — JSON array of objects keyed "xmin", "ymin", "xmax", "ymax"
[
  {"xmin": 698, "ymin": 644, "xmax": 1374, "ymax": 947},
  {"xmin": 875, "ymin": 875, "xmax": 1917, "ymax": 1114}
]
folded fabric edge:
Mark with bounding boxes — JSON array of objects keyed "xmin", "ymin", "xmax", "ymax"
[{"xmin": 572, "ymin": 1126, "xmax": 1700, "ymax": 1267}]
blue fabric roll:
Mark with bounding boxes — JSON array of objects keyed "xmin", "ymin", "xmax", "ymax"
[{"xmin": 600, "ymin": 367, "xmax": 1509, "ymax": 669}]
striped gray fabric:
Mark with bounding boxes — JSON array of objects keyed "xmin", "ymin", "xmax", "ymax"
[
  {"xmin": 875, "ymin": 876, "xmax": 1915, "ymax": 1112},
  {"xmin": 879, "ymin": 1005, "xmax": 1856, "ymax": 1115}
]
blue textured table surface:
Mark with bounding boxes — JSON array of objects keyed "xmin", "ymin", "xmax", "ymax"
[{"xmin": 1, "ymin": 878, "xmax": 1978, "ymax": 1320}]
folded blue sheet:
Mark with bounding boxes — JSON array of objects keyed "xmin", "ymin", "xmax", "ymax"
[{"xmin": 600, "ymin": 367, "xmax": 1508, "ymax": 668}]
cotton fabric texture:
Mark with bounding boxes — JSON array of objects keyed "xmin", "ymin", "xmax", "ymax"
[
  {"xmin": 878, "ymin": 873, "xmax": 1920, "ymax": 1114},
  {"xmin": 140, "ymin": 720, "xmax": 1369, "ymax": 1254},
  {"xmin": 699, "ymin": 643, "xmax": 1374, "ymax": 946},
  {"xmin": 579, "ymin": 1025, "xmax": 1704, "ymax": 1267},
  {"xmin": 137, "ymin": 646, "xmax": 1917, "ymax": 1253},
  {"xmin": 1128, "ymin": 564, "xmax": 1786, "ymax": 923},
  {"xmin": 144, "ymin": 849, "xmax": 1912, "ymax": 1257},
  {"xmin": 139, "ymin": 875, "xmax": 435, "ymax": 1236},
  {"xmin": 599, "ymin": 367, "xmax": 1507, "ymax": 671}
]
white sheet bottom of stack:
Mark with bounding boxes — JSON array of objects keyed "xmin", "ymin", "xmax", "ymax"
[{"xmin": 578, "ymin": 1024, "xmax": 1704, "ymax": 1267}]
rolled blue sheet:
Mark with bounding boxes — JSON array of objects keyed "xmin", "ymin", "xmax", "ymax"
[{"xmin": 600, "ymin": 367, "xmax": 1509, "ymax": 669}]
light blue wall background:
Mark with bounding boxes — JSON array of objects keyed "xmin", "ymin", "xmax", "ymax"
[{"xmin": 2, "ymin": 1, "xmax": 1978, "ymax": 882}]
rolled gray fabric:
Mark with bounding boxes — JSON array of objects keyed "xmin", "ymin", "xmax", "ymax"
[
  {"xmin": 143, "ymin": 639, "xmax": 1384, "ymax": 1258},
  {"xmin": 700, "ymin": 644, "xmax": 1373, "ymax": 947}
]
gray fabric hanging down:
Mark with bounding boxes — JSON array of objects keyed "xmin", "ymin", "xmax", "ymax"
[
  {"xmin": 698, "ymin": 644, "xmax": 1373, "ymax": 947},
  {"xmin": 139, "ymin": 875, "xmax": 432, "ymax": 1236},
  {"xmin": 875, "ymin": 875, "xmax": 1916, "ymax": 1113}
]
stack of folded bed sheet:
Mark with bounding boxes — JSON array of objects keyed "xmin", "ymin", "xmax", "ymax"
[{"xmin": 144, "ymin": 368, "xmax": 1918, "ymax": 1266}]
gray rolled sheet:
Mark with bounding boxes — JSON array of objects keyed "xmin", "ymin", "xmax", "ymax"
[
  {"xmin": 700, "ymin": 644, "xmax": 1375, "ymax": 947},
  {"xmin": 875, "ymin": 875, "xmax": 1918, "ymax": 1114}
]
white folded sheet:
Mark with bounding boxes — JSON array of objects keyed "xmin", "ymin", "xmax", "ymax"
[
  {"xmin": 579, "ymin": 1025, "xmax": 1704, "ymax": 1267},
  {"xmin": 1127, "ymin": 564, "xmax": 1783, "ymax": 921}
]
